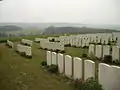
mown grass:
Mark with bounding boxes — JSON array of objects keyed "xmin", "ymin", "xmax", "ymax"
[
  {"xmin": 0, "ymin": 43, "xmax": 75, "ymax": 90},
  {"xmin": 64, "ymin": 47, "xmax": 88, "ymax": 58},
  {"xmin": 0, "ymin": 35, "xmax": 101, "ymax": 89}
]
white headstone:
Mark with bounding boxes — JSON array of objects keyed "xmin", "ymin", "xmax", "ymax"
[
  {"xmin": 58, "ymin": 53, "xmax": 64, "ymax": 73},
  {"xmin": 99, "ymin": 63, "xmax": 120, "ymax": 90},
  {"xmin": 84, "ymin": 60, "xmax": 95, "ymax": 80},
  {"xmin": 99, "ymin": 63, "xmax": 111, "ymax": 90},
  {"xmin": 46, "ymin": 51, "xmax": 52, "ymax": 66},
  {"xmin": 95, "ymin": 45, "xmax": 103, "ymax": 58},
  {"xmin": 51, "ymin": 52, "xmax": 57, "ymax": 65},
  {"xmin": 112, "ymin": 46, "xmax": 120, "ymax": 61},
  {"xmin": 81, "ymin": 38, "xmax": 86, "ymax": 47},
  {"xmin": 7, "ymin": 40, "xmax": 14, "ymax": 48},
  {"xmin": 110, "ymin": 66, "xmax": 120, "ymax": 90},
  {"xmin": 102, "ymin": 45, "xmax": 110, "ymax": 58},
  {"xmin": 26, "ymin": 46, "xmax": 32, "ymax": 56},
  {"xmin": 73, "ymin": 57, "xmax": 82, "ymax": 79},
  {"xmin": 65, "ymin": 55, "xmax": 72, "ymax": 77},
  {"xmin": 88, "ymin": 44, "xmax": 95, "ymax": 57},
  {"xmin": 16, "ymin": 44, "xmax": 32, "ymax": 56}
]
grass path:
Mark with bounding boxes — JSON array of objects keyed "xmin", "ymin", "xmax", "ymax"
[{"xmin": 0, "ymin": 43, "xmax": 74, "ymax": 90}]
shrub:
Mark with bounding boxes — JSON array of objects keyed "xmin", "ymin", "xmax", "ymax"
[
  {"xmin": 64, "ymin": 44, "xmax": 71, "ymax": 47},
  {"xmin": 21, "ymin": 52, "xmax": 26, "ymax": 57},
  {"xmin": 26, "ymin": 55, "xmax": 32, "ymax": 59},
  {"xmin": 116, "ymin": 60, "xmax": 120, "ymax": 65},
  {"xmin": 110, "ymin": 47, "xmax": 112, "ymax": 52},
  {"xmin": 55, "ymin": 49, "xmax": 59, "ymax": 53},
  {"xmin": 49, "ymin": 39, "xmax": 55, "ymax": 42},
  {"xmin": 0, "ymin": 40, "xmax": 7, "ymax": 43},
  {"xmin": 103, "ymin": 55, "xmax": 112, "ymax": 64},
  {"xmin": 83, "ymin": 46, "xmax": 89, "ymax": 48},
  {"xmin": 72, "ymin": 45, "xmax": 76, "ymax": 48},
  {"xmin": 83, "ymin": 46, "xmax": 87, "ymax": 48},
  {"xmin": 113, "ymin": 60, "xmax": 120, "ymax": 65},
  {"xmin": 107, "ymin": 42, "xmax": 111, "ymax": 45},
  {"xmin": 8, "ymin": 45, "xmax": 12, "ymax": 48},
  {"xmin": 83, "ymin": 77, "xmax": 103, "ymax": 90},
  {"xmin": 25, "ymin": 43, "xmax": 28, "ymax": 45},
  {"xmin": 44, "ymin": 48, "xmax": 47, "ymax": 50},
  {"xmin": 41, "ymin": 61, "xmax": 47, "ymax": 67},
  {"xmin": 97, "ymin": 43, "xmax": 102, "ymax": 45},
  {"xmin": 71, "ymin": 77, "xmax": 103, "ymax": 90},
  {"xmin": 47, "ymin": 64, "xmax": 58, "ymax": 74},
  {"xmin": 71, "ymin": 79, "xmax": 84, "ymax": 90},
  {"xmin": 82, "ymin": 54, "xmax": 87, "ymax": 58},
  {"xmin": 59, "ymin": 50, "xmax": 65, "ymax": 53}
]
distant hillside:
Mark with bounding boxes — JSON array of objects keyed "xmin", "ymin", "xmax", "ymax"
[
  {"xmin": 0, "ymin": 25, "xmax": 22, "ymax": 31},
  {"xmin": 44, "ymin": 26, "xmax": 120, "ymax": 35},
  {"xmin": 0, "ymin": 23, "xmax": 120, "ymax": 30}
]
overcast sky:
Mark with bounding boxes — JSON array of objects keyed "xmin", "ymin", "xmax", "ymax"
[{"xmin": 0, "ymin": 0, "xmax": 120, "ymax": 25}]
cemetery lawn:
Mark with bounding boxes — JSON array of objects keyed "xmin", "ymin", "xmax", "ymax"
[
  {"xmin": 0, "ymin": 43, "xmax": 74, "ymax": 90},
  {"xmin": 65, "ymin": 47, "xmax": 88, "ymax": 58}
]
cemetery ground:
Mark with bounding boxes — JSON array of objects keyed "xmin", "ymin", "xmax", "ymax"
[
  {"xmin": 0, "ymin": 39, "xmax": 100, "ymax": 90},
  {"xmin": 0, "ymin": 43, "xmax": 75, "ymax": 90},
  {"xmin": 1, "ymin": 37, "xmax": 115, "ymax": 90}
]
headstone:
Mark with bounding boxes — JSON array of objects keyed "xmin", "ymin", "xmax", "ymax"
[
  {"xmin": 78, "ymin": 37, "xmax": 82, "ymax": 47},
  {"xmin": 88, "ymin": 44, "xmax": 95, "ymax": 57},
  {"xmin": 35, "ymin": 38, "xmax": 41, "ymax": 42},
  {"xmin": 96, "ymin": 36, "xmax": 101, "ymax": 43},
  {"xmin": 26, "ymin": 46, "xmax": 32, "ymax": 56},
  {"xmin": 46, "ymin": 51, "xmax": 52, "ymax": 66},
  {"xmin": 85, "ymin": 37, "xmax": 90, "ymax": 47},
  {"xmin": 110, "ymin": 66, "xmax": 120, "ymax": 90},
  {"xmin": 99, "ymin": 63, "xmax": 111, "ymax": 90},
  {"xmin": 101, "ymin": 36, "xmax": 109, "ymax": 45},
  {"xmin": 95, "ymin": 45, "xmax": 103, "ymax": 58},
  {"xmin": 73, "ymin": 57, "xmax": 82, "ymax": 79},
  {"xmin": 7, "ymin": 40, "xmax": 14, "ymax": 48},
  {"xmin": 81, "ymin": 38, "xmax": 86, "ymax": 47},
  {"xmin": 102, "ymin": 45, "xmax": 110, "ymax": 58},
  {"xmin": 58, "ymin": 53, "xmax": 64, "ymax": 73},
  {"xmin": 51, "ymin": 52, "xmax": 57, "ymax": 65},
  {"xmin": 21, "ymin": 39, "xmax": 33, "ymax": 46},
  {"xmin": 99, "ymin": 63, "xmax": 120, "ymax": 90},
  {"xmin": 112, "ymin": 46, "xmax": 120, "ymax": 61},
  {"xmin": 84, "ymin": 60, "xmax": 95, "ymax": 80},
  {"xmin": 65, "ymin": 55, "xmax": 72, "ymax": 77},
  {"xmin": 76, "ymin": 37, "xmax": 80, "ymax": 47},
  {"xmin": 16, "ymin": 44, "xmax": 32, "ymax": 56}
]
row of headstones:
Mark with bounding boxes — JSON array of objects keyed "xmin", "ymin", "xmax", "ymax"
[
  {"xmin": 34, "ymin": 38, "xmax": 49, "ymax": 43},
  {"xmin": 48, "ymin": 33, "xmax": 118, "ymax": 47},
  {"xmin": 34, "ymin": 37, "xmax": 65, "ymax": 51},
  {"xmin": 46, "ymin": 51, "xmax": 120, "ymax": 90},
  {"xmin": 40, "ymin": 39, "xmax": 65, "ymax": 51},
  {"xmin": 16, "ymin": 44, "xmax": 32, "ymax": 57},
  {"xmin": 89, "ymin": 44, "xmax": 120, "ymax": 62},
  {"xmin": 21, "ymin": 39, "xmax": 33, "ymax": 46},
  {"xmin": 6, "ymin": 40, "xmax": 14, "ymax": 48},
  {"xmin": 6, "ymin": 39, "xmax": 32, "ymax": 58}
]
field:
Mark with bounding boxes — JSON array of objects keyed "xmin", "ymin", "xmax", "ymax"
[
  {"xmin": 0, "ymin": 35, "xmax": 62, "ymax": 42},
  {"xmin": 5, "ymin": 29, "xmax": 43, "ymax": 36},
  {"xmin": 0, "ymin": 42, "xmax": 75, "ymax": 90}
]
